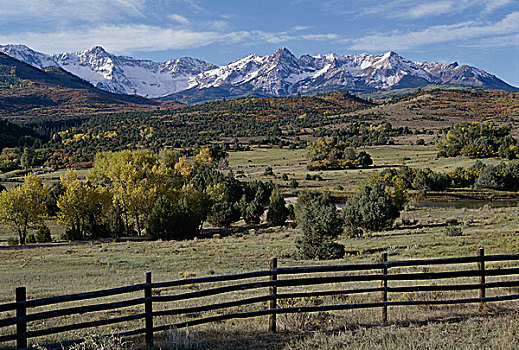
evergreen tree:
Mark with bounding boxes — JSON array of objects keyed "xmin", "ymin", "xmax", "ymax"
[
  {"xmin": 295, "ymin": 192, "xmax": 344, "ymax": 260},
  {"xmin": 342, "ymin": 180, "xmax": 401, "ymax": 235},
  {"xmin": 266, "ymin": 189, "xmax": 289, "ymax": 226}
]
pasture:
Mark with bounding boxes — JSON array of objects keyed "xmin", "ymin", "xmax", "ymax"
[{"xmin": 1, "ymin": 144, "xmax": 519, "ymax": 349}]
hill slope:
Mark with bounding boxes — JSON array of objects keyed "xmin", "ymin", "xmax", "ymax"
[{"xmin": 0, "ymin": 53, "xmax": 177, "ymax": 118}]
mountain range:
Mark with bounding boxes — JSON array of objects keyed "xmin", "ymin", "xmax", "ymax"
[
  {"xmin": 0, "ymin": 44, "xmax": 516, "ymax": 104},
  {"xmin": 0, "ymin": 52, "xmax": 174, "ymax": 117}
]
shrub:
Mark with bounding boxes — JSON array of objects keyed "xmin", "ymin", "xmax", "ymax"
[
  {"xmin": 342, "ymin": 180, "xmax": 402, "ymax": 234},
  {"xmin": 107, "ymin": 204, "xmax": 126, "ymax": 238},
  {"xmin": 498, "ymin": 135, "xmax": 517, "ymax": 159},
  {"xmin": 147, "ymin": 196, "xmax": 207, "ymax": 241},
  {"xmin": 356, "ymin": 151, "xmax": 373, "ymax": 167},
  {"xmin": 266, "ymin": 189, "xmax": 289, "ymax": 226},
  {"xmin": 207, "ymin": 201, "xmax": 240, "ymax": 227},
  {"xmin": 26, "ymin": 225, "xmax": 52, "ymax": 243},
  {"xmin": 295, "ymin": 192, "xmax": 344, "ymax": 260},
  {"xmin": 241, "ymin": 197, "xmax": 264, "ymax": 225},
  {"xmin": 7, "ymin": 236, "xmax": 18, "ymax": 246},
  {"xmin": 444, "ymin": 224, "xmax": 463, "ymax": 237},
  {"xmin": 306, "ymin": 138, "xmax": 373, "ymax": 170},
  {"xmin": 45, "ymin": 182, "xmax": 64, "ymax": 217},
  {"xmin": 412, "ymin": 169, "xmax": 451, "ymax": 191},
  {"xmin": 147, "ymin": 196, "xmax": 173, "ymax": 240},
  {"xmin": 436, "ymin": 121, "xmax": 513, "ymax": 158},
  {"xmin": 475, "ymin": 165, "xmax": 504, "ymax": 190},
  {"xmin": 290, "ymin": 179, "xmax": 299, "ymax": 188}
]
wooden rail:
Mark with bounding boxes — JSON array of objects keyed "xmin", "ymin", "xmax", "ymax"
[{"xmin": 1, "ymin": 248, "xmax": 519, "ymax": 349}]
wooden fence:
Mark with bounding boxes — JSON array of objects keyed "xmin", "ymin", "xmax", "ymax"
[{"xmin": 1, "ymin": 248, "xmax": 519, "ymax": 349}]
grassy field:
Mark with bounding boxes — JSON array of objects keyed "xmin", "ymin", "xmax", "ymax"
[
  {"xmin": 1, "ymin": 144, "xmax": 519, "ymax": 349},
  {"xmin": 1, "ymin": 201, "xmax": 519, "ymax": 348},
  {"xmin": 227, "ymin": 145, "xmax": 502, "ymax": 194}
]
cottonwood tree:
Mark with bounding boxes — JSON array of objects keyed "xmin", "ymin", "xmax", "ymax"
[
  {"xmin": 89, "ymin": 150, "xmax": 162, "ymax": 235},
  {"xmin": 0, "ymin": 173, "xmax": 48, "ymax": 244},
  {"xmin": 57, "ymin": 170, "xmax": 112, "ymax": 240}
]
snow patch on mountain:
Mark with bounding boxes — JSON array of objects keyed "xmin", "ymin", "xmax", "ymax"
[{"xmin": 1, "ymin": 44, "xmax": 515, "ymax": 101}]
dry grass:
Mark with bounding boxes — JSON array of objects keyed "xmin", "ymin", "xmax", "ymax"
[
  {"xmin": 1, "ymin": 202, "xmax": 519, "ymax": 348},
  {"xmin": 1, "ymin": 143, "xmax": 519, "ymax": 349}
]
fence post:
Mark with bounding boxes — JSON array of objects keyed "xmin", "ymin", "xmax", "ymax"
[
  {"xmin": 381, "ymin": 252, "xmax": 388, "ymax": 324},
  {"xmin": 144, "ymin": 271, "xmax": 153, "ymax": 349},
  {"xmin": 477, "ymin": 248, "xmax": 486, "ymax": 312},
  {"xmin": 268, "ymin": 257, "xmax": 278, "ymax": 333},
  {"xmin": 16, "ymin": 287, "xmax": 27, "ymax": 349}
]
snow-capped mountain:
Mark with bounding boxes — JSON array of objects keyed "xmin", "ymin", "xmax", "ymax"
[
  {"xmin": 0, "ymin": 45, "xmax": 515, "ymax": 102},
  {"xmin": 182, "ymin": 48, "xmax": 514, "ymax": 99},
  {"xmin": 0, "ymin": 44, "xmax": 216, "ymax": 98},
  {"xmin": 0, "ymin": 44, "xmax": 58, "ymax": 70}
]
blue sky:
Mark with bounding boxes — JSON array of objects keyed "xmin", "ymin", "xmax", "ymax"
[{"xmin": 1, "ymin": 0, "xmax": 518, "ymax": 86}]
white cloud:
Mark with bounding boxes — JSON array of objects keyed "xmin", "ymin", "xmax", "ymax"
[
  {"xmin": 291, "ymin": 26, "xmax": 311, "ymax": 32},
  {"xmin": 0, "ymin": 25, "xmax": 225, "ymax": 54},
  {"xmin": 253, "ymin": 31, "xmax": 297, "ymax": 44},
  {"xmin": 462, "ymin": 33, "xmax": 519, "ymax": 48},
  {"xmin": 0, "ymin": 23, "xmax": 343, "ymax": 54},
  {"xmin": 301, "ymin": 33, "xmax": 340, "ymax": 41},
  {"xmin": 483, "ymin": 0, "xmax": 513, "ymax": 13},
  {"xmin": 207, "ymin": 20, "xmax": 229, "ymax": 30},
  {"xmin": 360, "ymin": 0, "xmax": 515, "ymax": 20},
  {"xmin": 0, "ymin": 0, "xmax": 145, "ymax": 21},
  {"xmin": 406, "ymin": 2, "xmax": 454, "ymax": 18},
  {"xmin": 168, "ymin": 14, "xmax": 190, "ymax": 24},
  {"xmin": 350, "ymin": 12, "xmax": 519, "ymax": 51}
]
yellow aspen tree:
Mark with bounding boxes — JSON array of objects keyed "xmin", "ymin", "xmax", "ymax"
[{"xmin": 0, "ymin": 173, "xmax": 48, "ymax": 244}]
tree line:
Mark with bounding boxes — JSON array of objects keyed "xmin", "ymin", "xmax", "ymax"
[{"xmin": 0, "ymin": 148, "xmax": 293, "ymax": 245}]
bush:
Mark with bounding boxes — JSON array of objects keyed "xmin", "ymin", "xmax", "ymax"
[
  {"xmin": 444, "ymin": 224, "xmax": 463, "ymax": 237},
  {"xmin": 107, "ymin": 204, "xmax": 126, "ymax": 238},
  {"xmin": 475, "ymin": 165, "xmax": 504, "ymax": 189},
  {"xmin": 241, "ymin": 196, "xmax": 264, "ymax": 225},
  {"xmin": 62, "ymin": 228, "xmax": 82, "ymax": 241},
  {"xmin": 45, "ymin": 182, "xmax": 64, "ymax": 217},
  {"xmin": 290, "ymin": 179, "xmax": 299, "ymax": 188},
  {"xmin": 266, "ymin": 189, "xmax": 289, "ymax": 226},
  {"xmin": 147, "ymin": 196, "xmax": 173, "ymax": 240},
  {"xmin": 412, "ymin": 169, "xmax": 451, "ymax": 191},
  {"xmin": 7, "ymin": 236, "xmax": 18, "ymax": 246},
  {"xmin": 207, "ymin": 201, "xmax": 240, "ymax": 227},
  {"xmin": 342, "ymin": 180, "xmax": 402, "ymax": 234},
  {"xmin": 26, "ymin": 225, "xmax": 52, "ymax": 243},
  {"xmin": 295, "ymin": 192, "xmax": 344, "ymax": 260},
  {"xmin": 498, "ymin": 135, "xmax": 517, "ymax": 159},
  {"xmin": 147, "ymin": 196, "xmax": 206, "ymax": 241},
  {"xmin": 357, "ymin": 151, "xmax": 373, "ymax": 167},
  {"xmin": 297, "ymin": 238, "xmax": 345, "ymax": 261},
  {"xmin": 436, "ymin": 121, "xmax": 513, "ymax": 158}
]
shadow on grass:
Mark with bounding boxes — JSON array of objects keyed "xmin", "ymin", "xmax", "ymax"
[{"xmin": 154, "ymin": 306, "xmax": 518, "ymax": 350}]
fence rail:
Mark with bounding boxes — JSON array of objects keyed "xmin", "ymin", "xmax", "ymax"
[{"xmin": 1, "ymin": 248, "xmax": 519, "ymax": 349}]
